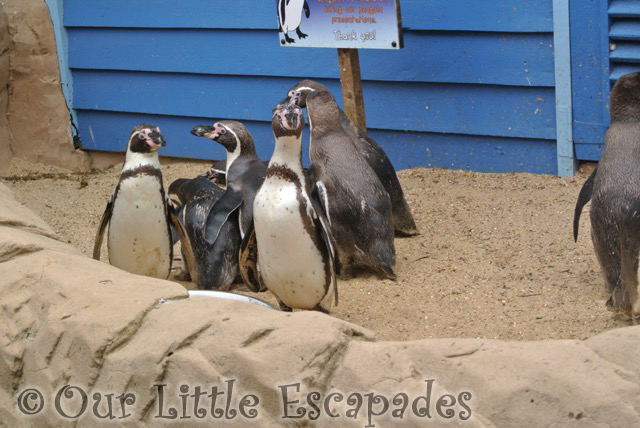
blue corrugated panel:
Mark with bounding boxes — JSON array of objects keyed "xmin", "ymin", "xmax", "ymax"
[
  {"xmin": 64, "ymin": 0, "xmax": 558, "ymax": 174},
  {"xmin": 610, "ymin": 42, "xmax": 640, "ymax": 62},
  {"xmin": 609, "ymin": 21, "xmax": 640, "ymax": 41},
  {"xmin": 609, "ymin": 1, "xmax": 640, "ymax": 18}
]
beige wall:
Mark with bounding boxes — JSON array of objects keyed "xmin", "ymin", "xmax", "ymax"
[{"xmin": 0, "ymin": 0, "xmax": 89, "ymax": 176}]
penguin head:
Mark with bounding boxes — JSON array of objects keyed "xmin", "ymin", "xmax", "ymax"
[
  {"xmin": 286, "ymin": 79, "xmax": 330, "ymax": 108},
  {"xmin": 306, "ymin": 90, "xmax": 341, "ymax": 124},
  {"xmin": 272, "ymin": 103, "xmax": 304, "ymax": 138},
  {"xmin": 127, "ymin": 124, "xmax": 166, "ymax": 153},
  {"xmin": 610, "ymin": 72, "xmax": 640, "ymax": 123},
  {"xmin": 191, "ymin": 120, "xmax": 257, "ymax": 157}
]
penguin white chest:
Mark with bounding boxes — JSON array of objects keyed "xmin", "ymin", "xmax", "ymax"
[
  {"xmin": 282, "ymin": 0, "xmax": 304, "ymax": 32},
  {"xmin": 253, "ymin": 178, "xmax": 328, "ymax": 309},
  {"xmin": 108, "ymin": 175, "xmax": 171, "ymax": 279}
]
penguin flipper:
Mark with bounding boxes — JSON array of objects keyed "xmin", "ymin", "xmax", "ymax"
[
  {"xmin": 168, "ymin": 203, "xmax": 184, "ymax": 246},
  {"xmin": 573, "ymin": 166, "xmax": 597, "ymax": 242},
  {"xmin": 168, "ymin": 203, "xmax": 198, "ymax": 284},
  {"xmin": 93, "ymin": 188, "xmax": 116, "ymax": 260},
  {"xmin": 303, "ymin": 0, "xmax": 310, "ymax": 18},
  {"xmin": 238, "ymin": 221, "xmax": 265, "ymax": 292},
  {"xmin": 311, "ymin": 182, "xmax": 339, "ymax": 305},
  {"xmin": 204, "ymin": 188, "xmax": 243, "ymax": 246}
]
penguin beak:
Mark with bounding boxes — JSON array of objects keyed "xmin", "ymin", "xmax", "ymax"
[
  {"xmin": 147, "ymin": 130, "xmax": 166, "ymax": 151},
  {"xmin": 191, "ymin": 126, "xmax": 216, "ymax": 139},
  {"xmin": 155, "ymin": 133, "xmax": 167, "ymax": 147},
  {"xmin": 287, "ymin": 112, "xmax": 299, "ymax": 128}
]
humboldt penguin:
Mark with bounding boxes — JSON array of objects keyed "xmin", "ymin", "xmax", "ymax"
[
  {"xmin": 305, "ymin": 90, "xmax": 396, "ymax": 279},
  {"xmin": 277, "ymin": 0, "xmax": 311, "ymax": 44},
  {"xmin": 241, "ymin": 103, "xmax": 337, "ymax": 312},
  {"xmin": 191, "ymin": 120, "xmax": 266, "ymax": 244},
  {"xmin": 93, "ymin": 124, "xmax": 194, "ymax": 279},
  {"xmin": 284, "ymin": 79, "xmax": 418, "ymax": 236},
  {"xmin": 583, "ymin": 72, "xmax": 640, "ymax": 321},
  {"xmin": 168, "ymin": 176, "xmax": 241, "ymax": 290}
]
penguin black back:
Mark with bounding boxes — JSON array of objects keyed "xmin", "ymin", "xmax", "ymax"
[
  {"xmin": 589, "ymin": 72, "xmax": 640, "ymax": 319},
  {"xmin": 169, "ymin": 176, "xmax": 241, "ymax": 290},
  {"xmin": 285, "ymin": 79, "xmax": 418, "ymax": 237},
  {"xmin": 306, "ymin": 90, "xmax": 396, "ymax": 279}
]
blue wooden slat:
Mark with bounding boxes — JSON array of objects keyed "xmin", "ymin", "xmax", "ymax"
[
  {"xmin": 610, "ymin": 20, "xmax": 640, "ymax": 40},
  {"xmin": 610, "ymin": 42, "xmax": 640, "ymax": 63},
  {"xmin": 63, "ymin": 0, "xmax": 553, "ymax": 32},
  {"xmin": 610, "ymin": 63, "xmax": 640, "ymax": 81},
  {"xmin": 72, "ymin": 71, "xmax": 556, "ymax": 140},
  {"xmin": 609, "ymin": 0, "xmax": 640, "ymax": 18},
  {"xmin": 67, "ymin": 28, "xmax": 555, "ymax": 87},
  {"xmin": 575, "ymin": 143, "xmax": 604, "ymax": 161},
  {"xmin": 76, "ymin": 110, "xmax": 557, "ymax": 174},
  {"xmin": 570, "ymin": 0, "xmax": 610, "ymax": 157}
]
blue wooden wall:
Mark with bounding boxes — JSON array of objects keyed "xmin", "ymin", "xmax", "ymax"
[{"xmin": 63, "ymin": 0, "xmax": 560, "ymax": 173}]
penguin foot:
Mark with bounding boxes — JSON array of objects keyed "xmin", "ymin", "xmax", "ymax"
[
  {"xmin": 284, "ymin": 33, "xmax": 295, "ymax": 44},
  {"xmin": 378, "ymin": 267, "xmax": 397, "ymax": 281},
  {"xmin": 276, "ymin": 297, "xmax": 293, "ymax": 312},
  {"xmin": 279, "ymin": 302, "xmax": 293, "ymax": 312},
  {"xmin": 174, "ymin": 270, "xmax": 192, "ymax": 282},
  {"xmin": 337, "ymin": 265, "xmax": 356, "ymax": 280},
  {"xmin": 605, "ymin": 296, "xmax": 614, "ymax": 311},
  {"xmin": 295, "ymin": 28, "xmax": 308, "ymax": 39},
  {"xmin": 394, "ymin": 227, "xmax": 420, "ymax": 238},
  {"xmin": 314, "ymin": 305, "xmax": 330, "ymax": 315}
]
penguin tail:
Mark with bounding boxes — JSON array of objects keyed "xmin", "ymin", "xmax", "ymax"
[{"xmin": 573, "ymin": 165, "xmax": 597, "ymax": 242}]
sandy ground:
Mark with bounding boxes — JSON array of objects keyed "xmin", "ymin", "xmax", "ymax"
[{"xmin": 2, "ymin": 158, "xmax": 626, "ymax": 341}]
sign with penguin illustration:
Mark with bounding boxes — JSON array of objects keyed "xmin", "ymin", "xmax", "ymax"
[{"xmin": 276, "ymin": 0, "xmax": 403, "ymax": 49}]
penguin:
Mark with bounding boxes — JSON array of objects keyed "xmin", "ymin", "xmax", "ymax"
[
  {"xmin": 93, "ymin": 124, "xmax": 194, "ymax": 279},
  {"xmin": 191, "ymin": 120, "xmax": 266, "ymax": 245},
  {"xmin": 580, "ymin": 72, "xmax": 640, "ymax": 322},
  {"xmin": 283, "ymin": 79, "xmax": 419, "ymax": 237},
  {"xmin": 240, "ymin": 103, "xmax": 337, "ymax": 312},
  {"xmin": 277, "ymin": 0, "xmax": 311, "ymax": 44},
  {"xmin": 168, "ymin": 176, "xmax": 241, "ymax": 290},
  {"xmin": 304, "ymin": 90, "xmax": 396, "ymax": 279}
]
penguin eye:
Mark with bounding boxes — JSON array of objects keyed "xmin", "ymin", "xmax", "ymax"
[
  {"xmin": 138, "ymin": 133, "xmax": 145, "ymax": 140},
  {"xmin": 288, "ymin": 90, "xmax": 296, "ymax": 97},
  {"xmin": 219, "ymin": 128, "xmax": 227, "ymax": 135}
]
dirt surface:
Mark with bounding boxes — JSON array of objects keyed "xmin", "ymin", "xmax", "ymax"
[{"xmin": 2, "ymin": 158, "xmax": 626, "ymax": 341}]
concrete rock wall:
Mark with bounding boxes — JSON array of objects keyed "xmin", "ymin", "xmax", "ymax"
[
  {"xmin": 0, "ymin": 0, "xmax": 89, "ymax": 175},
  {"xmin": 1, "ymin": 181, "xmax": 640, "ymax": 427},
  {"xmin": 0, "ymin": 5, "xmax": 11, "ymax": 175}
]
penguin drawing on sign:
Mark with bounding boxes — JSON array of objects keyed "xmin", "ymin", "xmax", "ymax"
[{"xmin": 277, "ymin": 0, "xmax": 311, "ymax": 44}]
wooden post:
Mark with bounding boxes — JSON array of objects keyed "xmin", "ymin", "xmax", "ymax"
[{"xmin": 337, "ymin": 48, "xmax": 366, "ymax": 132}]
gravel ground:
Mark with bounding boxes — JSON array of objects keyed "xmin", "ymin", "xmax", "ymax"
[{"xmin": 2, "ymin": 158, "xmax": 626, "ymax": 341}]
